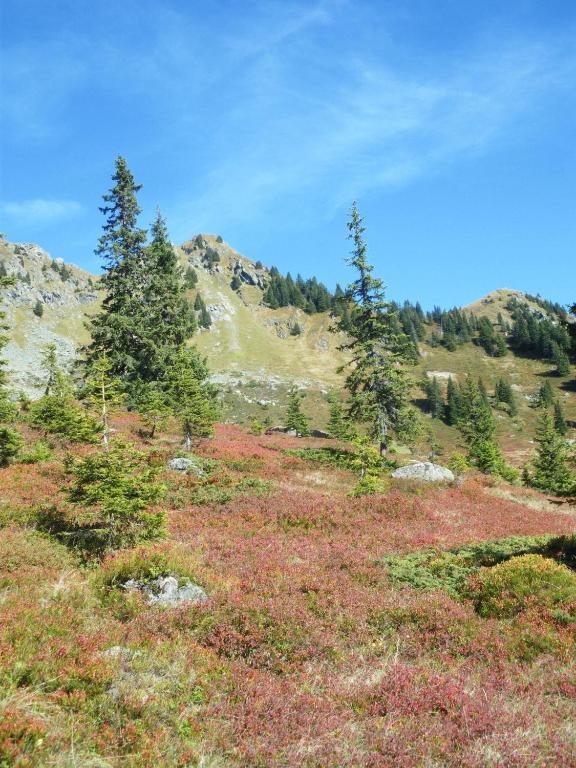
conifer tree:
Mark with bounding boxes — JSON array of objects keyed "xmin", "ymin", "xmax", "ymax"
[
  {"xmin": 29, "ymin": 344, "xmax": 99, "ymax": 444},
  {"xmin": 0, "ymin": 275, "xmax": 22, "ymax": 465},
  {"xmin": 458, "ymin": 376, "xmax": 513, "ymax": 478},
  {"xmin": 82, "ymin": 355, "xmax": 125, "ymax": 449},
  {"xmin": 164, "ymin": 348, "xmax": 219, "ymax": 449},
  {"xmin": 139, "ymin": 209, "xmax": 196, "ymax": 378},
  {"xmin": 551, "ymin": 342, "xmax": 571, "ymax": 377},
  {"xmin": 285, "ymin": 388, "xmax": 310, "ymax": 436},
  {"xmin": 554, "ymin": 400, "xmax": 568, "ymax": 436},
  {"xmin": 137, "ymin": 383, "xmax": 171, "ymax": 439},
  {"xmin": 537, "ymin": 379, "xmax": 555, "ymax": 408},
  {"xmin": 424, "ymin": 376, "xmax": 444, "ymax": 419},
  {"xmin": 335, "ymin": 203, "xmax": 416, "ymax": 454},
  {"xmin": 494, "ymin": 377, "xmax": 518, "ymax": 417},
  {"xmin": 445, "ymin": 376, "xmax": 461, "ymax": 426},
  {"xmin": 85, "ymin": 156, "xmax": 148, "ymax": 386},
  {"xmin": 326, "ymin": 393, "xmax": 354, "ymax": 440},
  {"xmin": 527, "ymin": 409, "xmax": 574, "ymax": 495}
]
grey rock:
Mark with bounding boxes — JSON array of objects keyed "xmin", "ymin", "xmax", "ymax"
[
  {"xmin": 167, "ymin": 457, "xmax": 205, "ymax": 476},
  {"xmin": 123, "ymin": 576, "xmax": 208, "ymax": 607},
  {"xmin": 391, "ymin": 462, "xmax": 454, "ymax": 483},
  {"xmin": 286, "ymin": 429, "xmax": 298, "ymax": 437}
]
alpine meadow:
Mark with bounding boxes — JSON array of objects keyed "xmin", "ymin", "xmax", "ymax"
[{"xmin": 2, "ymin": 2, "xmax": 576, "ymax": 767}]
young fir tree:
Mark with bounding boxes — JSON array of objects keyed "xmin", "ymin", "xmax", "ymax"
[
  {"xmin": 29, "ymin": 344, "xmax": 99, "ymax": 443},
  {"xmin": 326, "ymin": 392, "xmax": 354, "ymax": 440},
  {"xmin": 85, "ymin": 156, "xmax": 148, "ymax": 389},
  {"xmin": 65, "ymin": 441, "xmax": 166, "ymax": 553},
  {"xmin": 164, "ymin": 348, "xmax": 219, "ymax": 450},
  {"xmin": 335, "ymin": 202, "xmax": 417, "ymax": 454},
  {"xmin": 82, "ymin": 355, "xmax": 125, "ymax": 449},
  {"xmin": 537, "ymin": 379, "xmax": 555, "ymax": 408},
  {"xmin": 494, "ymin": 377, "xmax": 518, "ymax": 417},
  {"xmin": 0, "ymin": 276, "xmax": 22, "ymax": 465},
  {"xmin": 458, "ymin": 376, "xmax": 511, "ymax": 478},
  {"xmin": 445, "ymin": 376, "xmax": 461, "ymax": 426},
  {"xmin": 554, "ymin": 400, "xmax": 569, "ymax": 436},
  {"xmin": 551, "ymin": 341, "xmax": 571, "ymax": 377},
  {"xmin": 285, "ymin": 388, "xmax": 310, "ymax": 436},
  {"xmin": 527, "ymin": 409, "xmax": 574, "ymax": 495},
  {"xmin": 136, "ymin": 382, "xmax": 172, "ymax": 439},
  {"xmin": 424, "ymin": 376, "xmax": 444, "ymax": 419}
]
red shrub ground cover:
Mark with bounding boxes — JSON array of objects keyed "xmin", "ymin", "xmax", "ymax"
[{"xmin": 1, "ymin": 424, "xmax": 575, "ymax": 766}]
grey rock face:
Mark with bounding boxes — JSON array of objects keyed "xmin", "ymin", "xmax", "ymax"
[
  {"xmin": 167, "ymin": 457, "xmax": 205, "ymax": 476},
  {"xmin": 123, "ymin": 576, "xmax": 208, "ymax": 606},
  {"xmin": 392, "ymin": 462, "xmax": 454, "ymax": 483}
]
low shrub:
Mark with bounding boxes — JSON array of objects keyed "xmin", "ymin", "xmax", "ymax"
[
  {"xmin": 18, "ymin": 441, "xmax": 53, "ymax": 464},
  {"xmin": 469, "ymin": 554, "xmax": 576, "ymax": 618}
]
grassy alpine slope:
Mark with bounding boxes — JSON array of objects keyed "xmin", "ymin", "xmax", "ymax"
[{"xmin": 1, "ymin": 415, "xmax": 576, "ymax": 767}]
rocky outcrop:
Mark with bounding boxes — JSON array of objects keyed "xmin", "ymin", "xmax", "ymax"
[
  {"xmin": 123, "ymin": 576, "xmax": 208, "ymax": 606},
  {"xmin": 392, "ymin": 462, "xmax": 454, "ymax": 483}
]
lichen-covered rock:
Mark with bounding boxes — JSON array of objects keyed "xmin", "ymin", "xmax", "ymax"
[
  {"xmin": 392, "ymin": 462, "xmax": 454, "ymax": 483},
  {"xmin": 123, "ymin": 576, "xmax": 208, "ymax": 606},
  {"xmin": 167, "ymin": 457, "xmax": 205, "ymax": 476}
]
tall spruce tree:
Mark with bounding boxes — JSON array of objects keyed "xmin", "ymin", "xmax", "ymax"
[
  {"xmin": 445, "ymin": 376, "xmax": 461, "ymax": 426},
  {"xmin": 458, "ymin": 376, "xmax": 511, "ymax": 477},
  {"xmin": 335, "ymin": 203, "xmax": 416, "ymax": 454},
  {"xmin": 326, "ymin": 392, "xmax": 354, "ymax": 440},
  {"xmin": 139, "ymin": 209, "xmax": 196, "ymax": 380},
  {"xmin": 554, "ymin": 400, "xmax": 568, "ymax": 436},
  {"xmin": 85, "ymin": 156, "xmax": 148, "ymax": 388}
]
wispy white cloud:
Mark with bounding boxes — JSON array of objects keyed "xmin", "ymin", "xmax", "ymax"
[
  {"xmin": 172, "ymin": 38, "xmax": 574, "ymax": 234},
  {"xmin": 1, "ymin": 199, "xmax": 84, "ymax": 223}
]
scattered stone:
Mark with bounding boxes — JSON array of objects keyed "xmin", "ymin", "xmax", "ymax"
[
  {"xmin": 286, "ymin": 429, "xmax": 298, "ymax": 437},
  {"xmin": 167, "ymin": 457, "xmax": 205, "ymax": 476},
  {"xmin": 123, "ymin": 576, "xmax": 208, "ymax": 607},
  {"xmin": 392, "ymin": 462, "xmax": 454, "ymax": 483}
]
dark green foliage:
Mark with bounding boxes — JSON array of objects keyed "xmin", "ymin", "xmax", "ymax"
[
  {"xmin": 289, "ymin": 322, "xmax": 302, "ymax": 337},
  {"xmin": 231, "ymin": 275, "xmax": 241, "ymax": 291},
  {"xmin": 508, "ymin": 298, "xmax": 572, "ymax": 362},
  {"xmin": 494, "ymin": 377, "xmax": 518, "ymax": 416},
  {"xmin": 554, "ymin": 400, "xmax": 568, "ymax": 436},
  {"xmin": 263, "ymin": 267, "xmax": 335, "ymax": 315},
  {"xmin": 85, "ymin": 164, "xmax": 196, "ymax": 394},
  {"xmin": 136, "ymin": 383, "xmax": 171, "ymax": 438},
  {"xmin": 81, "ymin": 355, "xmax": 126, "ymax": 447},
  {"xmin": 445, "ymin": 376, "xmax": 461, "ymax": 426},
  {"xmin": 84, "ymin": 156, "xmax": 149, "ymax": 386},
  {"xmin": 424, "ymin": 376, "xmax": 444, "ymax": 419},
  {"xmin": 184, "ymin": 266, "xmax": 198, "ymax": 288},
  {"xmin": 202, "ymin": 247, "xmax": 220, "ymax": 269},
  {"xmin": 551, "ymin": 342, "xmax": 571, "ymax": 376},
  {"xmin": 335, "ymin": 203, "xmax": 417, "ymax": 454},
  {"xmin": 0, "ymin": 262, "xmax": 6, "ymax": 278},
  {"xmin": 326, "ymin": 393, "xmax": 354, "ymax": 440},
  {"xmin": 526, "ymin": 409, "xmax": 574, "ymax": 495},
  {"xmin": 32, "ymin": 299, "xmax": 44, "ymax": 318},
  {"xmin": 458, "ymin": 376, "xmax": 515, "ymax": 479},
  {"xmin": 29, "ymin": 345, "xmax": 99, "ymax": 444},
  {"xmin": 476, "ymin": 317, "xmax": 508, "ymax": 357},
  {"xmin": 536, "ymin": 379, "xmax": 555, "ymax": 408},
  {"xmin": 164, "ymin": 348, "xmax": 219, "ymax": 449},
  {"xmin": 285, "ymin": 388, "xmax": 310, "ymax": 436},
  {"xmin": 63, "ymin": 441, "xmax": 166, "ymax": 552}
]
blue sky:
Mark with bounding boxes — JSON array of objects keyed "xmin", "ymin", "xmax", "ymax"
[{"xmin": 1, "ymin": 0, "xmax": 575, "ymax": 309}]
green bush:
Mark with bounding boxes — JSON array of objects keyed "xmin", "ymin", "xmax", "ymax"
[
  {"xmin": 19, "ymin": 441, "xmax": 52, "ymax": 464},
  {"xmin": 382, "ymin": 535, "xmax": 567, "ymax": 600},
  {"xmin": 28, "ymin": 396, "xmax": 99, "ymax": 443},
  {"xmin": 0, "ymin": 425, "xmax": 23, "ymax": 466},
  {"xmin": 469, "ymin": 554, "xmax": 576, "ymax": 618}
]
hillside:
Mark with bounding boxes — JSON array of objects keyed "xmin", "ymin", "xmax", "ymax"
[{"xmin": 1, "ymin": 234, "xmax": 574, "ymax": 461}]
